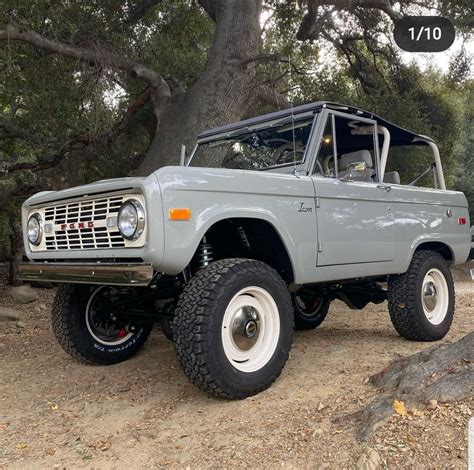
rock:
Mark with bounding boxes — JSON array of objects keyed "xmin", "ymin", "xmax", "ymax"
[
  {"xmin": 356, "ymin": 446, "xmax": 382, "ymax": 470},
  {"xmin": 15, "ymin": 321, "xmax": 26, "ymax": 329},
  {"xmin": 0, "ymin": 307, "xmax": 20, "ymax": 322},
  {"xmin": 9, "ymin": 285, "xmax": 39, "ymax": 304}
]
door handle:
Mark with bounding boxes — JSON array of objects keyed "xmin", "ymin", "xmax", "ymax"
[{"xmin": 377, "ymin": 184, "xmax": 392, "ymax": 192}]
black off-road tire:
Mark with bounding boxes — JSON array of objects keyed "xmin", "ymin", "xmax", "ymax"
[
  {"xmin": 52, "ymin": 284, "xmax": 152, "ymax": 365},
  {"xmin": 159, "ymin": 302, "xmax": 175, "ymax": 341},
  {"xmin": 173, "ymin": 258, "xmax": 294, "ymax": 399},
  {"xmin": 292, "ymin": 292, "xmax": 330, "ymax": 330},
  {"xmin": 387, "ymin": 250, "xmax": 455, "ymax": 342}
]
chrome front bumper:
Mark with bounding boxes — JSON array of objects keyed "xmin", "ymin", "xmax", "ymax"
[{"xmin": 16, "ymin": 262, "xmax": 154, "ymax": 286}]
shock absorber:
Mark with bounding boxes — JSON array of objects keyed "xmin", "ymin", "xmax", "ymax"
[
  {"xmin": 197, "ymin": 236, "xmax": 214, "ymax": 268},
  {"xmin": 237, "ymin": 224, "xmax": 251, "ymax": 251}
]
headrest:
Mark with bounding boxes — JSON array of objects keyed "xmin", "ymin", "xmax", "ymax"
[
  {"xmin": 339, "ymin": 150, "xmax": 372, "ymax": 171},
  {"xmin": 383, "ymin": 171, "xmax": 400, "ymax": 184}
]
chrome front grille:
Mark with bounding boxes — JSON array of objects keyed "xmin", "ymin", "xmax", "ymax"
[
  {"xmin": 44, "ymin": 196, "xmax": 124, "ymax": 225},
  {"xmin": 43, "ymin": 195, "xmax": 126, "ymax": 250}
]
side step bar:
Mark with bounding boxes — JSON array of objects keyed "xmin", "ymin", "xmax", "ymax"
[{"xmin": 16, "ymin": 262, "xmax": 154, "ymax": 286}]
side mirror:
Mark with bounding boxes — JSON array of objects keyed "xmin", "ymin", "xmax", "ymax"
[
  {"xmin": 180, "ymin": 144, "xmax": 189, "ymax": 166},
  {"xmin": 340, "ymin": 161, "xmax": 366, "ymax": 182}
]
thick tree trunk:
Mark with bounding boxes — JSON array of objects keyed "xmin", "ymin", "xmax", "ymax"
[
  {"xmin": 137, "ymin": 0, "xmax": 263, "ymax": 175},
  {"xmin": 340, "ymin": 333, "xmax": 474, "ymax": 441}
]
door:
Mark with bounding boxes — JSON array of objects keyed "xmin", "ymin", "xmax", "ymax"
[{"xmin": 311, "ymin": 111, "xmax": 394, "ymax": 267}]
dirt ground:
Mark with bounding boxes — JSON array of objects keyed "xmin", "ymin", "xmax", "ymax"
[{"xmin": 0, "ymin": 277, "xmax": 472, "ymax": 469}]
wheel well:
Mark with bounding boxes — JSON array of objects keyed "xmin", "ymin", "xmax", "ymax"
[
  {"xmin": 414, "ymin": 242, "xmax": 453, "ymax": 264},
  {"xmin": 192, "ymin": 218, "xmax": 294, "ymax": 284}
]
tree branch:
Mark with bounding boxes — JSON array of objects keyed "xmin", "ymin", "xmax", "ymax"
[
  {"xmin": 322, "ymin": 31, "xmax": 378, "ymax": 93},
  {"xmin": 3, "ymin": 88, "xmax": 153, "ymax": 174},
  {"xmin": 297, "ymin": 0, "xmax": 402, "ymax": 41},
  {"xmin": 126, "ymin": 0, "xmax": 163, "ymax": 24},
  {"xmin": 197, "ymin": 0, "xmax": 217, "ymax": 22},
  {"xmin": 0, "ymin": 23, "xmax": 171, "ymax": 97},
  {"xmin": 256, "ymin": 85, "xmax": 291, "ymax": 110}
]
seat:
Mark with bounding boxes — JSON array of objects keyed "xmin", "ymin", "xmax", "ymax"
[
  {"xmin": 383, "ymin": 171, "xmax": 400, "ymax": 184},
  {"xmin": 338, "ymin": 150, "xmax": 374, "ymax": 182}
]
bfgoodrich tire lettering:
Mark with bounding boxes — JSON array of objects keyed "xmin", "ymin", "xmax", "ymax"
[
  {"xmin": 52, "ymin": 284, "xmax": 152, "ymax": 365},
  {"xmin": 387, "ymin": 250, "xmax": 455, "ymax": 342},
  {"xmin": 173, "ymin": 258, "xmax": 294, "ymax": 399}
]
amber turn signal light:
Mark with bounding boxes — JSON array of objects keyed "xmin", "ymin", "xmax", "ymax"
[{"xmin": 169, "ymin": 208, "xmax": 191, "ymax": 221}]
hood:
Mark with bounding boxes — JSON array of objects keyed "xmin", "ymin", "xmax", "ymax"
[{"xmin": 25, "ymin": 176, "xmax": 150, "ymax": 207}]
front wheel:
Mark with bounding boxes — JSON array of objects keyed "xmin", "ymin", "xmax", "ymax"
[
  {"xmin": 388, "ymin": 251, "xmax": 455, "ymax": 341},
  {"xmin": 173, "ymin": 259, "xmax": 294, "ymax": 398},
  {"xmin": 52, "ymin": 284, "xmax": 153, "ymax": 365}
]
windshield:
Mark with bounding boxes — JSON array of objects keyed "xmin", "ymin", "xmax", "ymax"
[{"xmin": 189, "ymin": 115, "xmax": 316, "ymax": 170}]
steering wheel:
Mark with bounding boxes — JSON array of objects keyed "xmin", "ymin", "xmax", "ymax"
[
  {"xmin": 276, "ymin": 149, "xmax": 305, "ymax": 165},
  {"xmin": 314, "ymin": 159, "xmax": 324, "ymax": 175},
  {"xmin": 323, "ymin": 154, "xmax": 334, "ymax": 175}
]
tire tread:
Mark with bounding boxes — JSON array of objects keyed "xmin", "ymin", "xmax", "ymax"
[
  {"xmin": 173, "ymin": 258, "xmax": 293, "ymax": 399},
  {"xmin": 52, "ymin": 284, "xmax": 152, "ymax": 365},
  {"xmin": 387, "ymin": 250, "xmax": 454, "ymax": 342}
]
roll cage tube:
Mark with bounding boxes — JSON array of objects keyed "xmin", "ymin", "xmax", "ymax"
[
  {"xmin": 378, "ymin": 125, "xmax": 391, "ymax": 180},
  {"xmin": 378, "ymin": 129, "xmax": 446, "ymax": 190},
  {"xmin": 424, "ymin": 139, "xmax": 446, "ymax": 190}
]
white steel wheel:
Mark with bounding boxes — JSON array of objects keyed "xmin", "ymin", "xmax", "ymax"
[
  {"xmin": 421, "ymin": 268, "xmax": 449, "ymax": 325},
  {"xmin": 221, "ymin": 286, "xmax": 280, "ymax": 373}
]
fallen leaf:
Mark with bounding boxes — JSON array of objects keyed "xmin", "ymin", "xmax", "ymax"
[
  {"xmin": 51, "ymin": 404, "xmax": 59, "ymax": 411},
  {"xmin": 0, "ymin": 423, "xmax": 9, "ymax": 431},
  {"xmin": 426, "ymin": 399, "xmax": 438, "ymax": 411},
  {"xmin": 393, "ymin": 399, "xmax": 407, "ymax": 416},
  {"xmin": 16, "ymin": 443, "xmax": 28, "ymax": 450},
  {"xmin": 95, "ymin": 440, "xmax": 111, "ymax": 451}
]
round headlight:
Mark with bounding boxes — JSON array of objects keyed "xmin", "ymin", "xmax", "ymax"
[
  {"xmin": 117, "ymin": 199, "xmax": 145, "ymax": 240},
  {"xmin": 27, "ymin": 213, "xmax": 43, "ymax": 245}
]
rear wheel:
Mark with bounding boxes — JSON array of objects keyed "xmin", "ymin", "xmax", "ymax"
[
  {"xmin": 173, "ymin": 259, "xmax": 294, "ymax": 398},
  {"xmin": 52, "ymin": 284, "xmax": 153, "ymax": 364},
  {"xmin": 292, "ymin": 290, "xmax": 330, "ymax": 330},
  {"xmin": 388, "ymin": 251, "xmax": 454, "ymax": 342}
]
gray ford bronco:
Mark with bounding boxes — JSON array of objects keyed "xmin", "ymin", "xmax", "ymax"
[{"xmin": 18, "ymin": 101, "xmax": 471, "ymax": 398}]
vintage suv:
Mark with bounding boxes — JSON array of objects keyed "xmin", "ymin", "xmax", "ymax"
[{"xmin": 18, "ymin": 101, "xmax": 471, "ymax": 398}]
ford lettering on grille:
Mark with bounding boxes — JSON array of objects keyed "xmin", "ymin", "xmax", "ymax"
[{"xmin": 60, "ymin": 221, "xmax": 95, "ymax": 230}]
